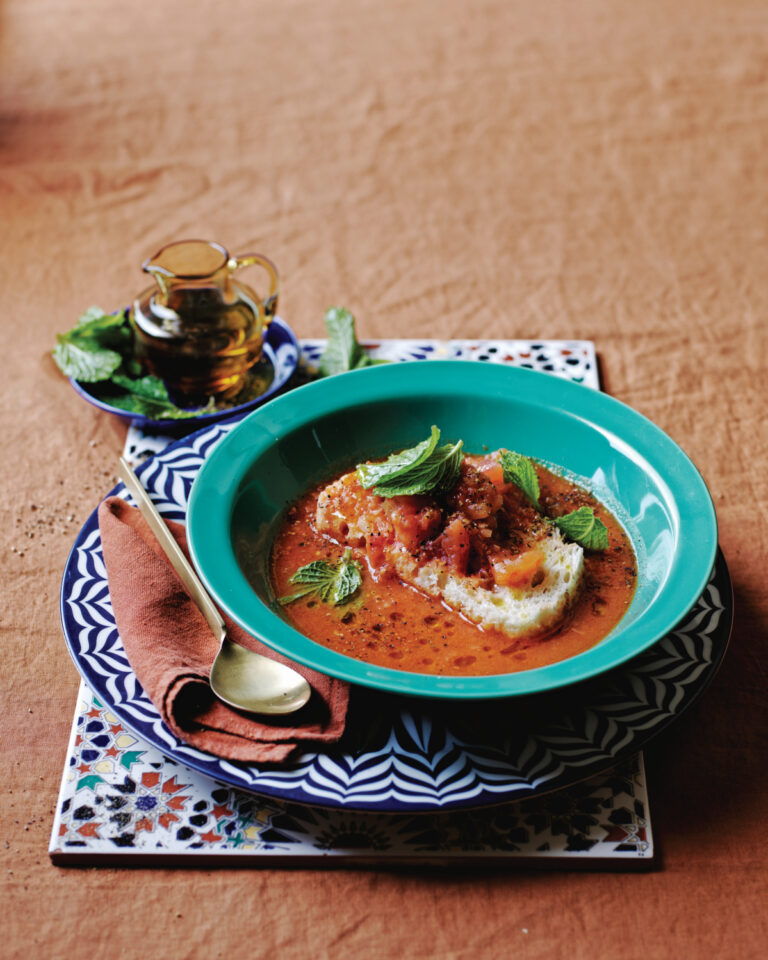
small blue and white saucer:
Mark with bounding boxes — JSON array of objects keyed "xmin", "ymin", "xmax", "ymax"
[{"xmin": 68, "ymin": 316, "xmax": 299, "ymax": 431}]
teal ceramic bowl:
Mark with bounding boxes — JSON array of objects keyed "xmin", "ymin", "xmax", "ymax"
[{"xmin": 187, "ymin": 361, "xmax": 718, "ymax": 699}]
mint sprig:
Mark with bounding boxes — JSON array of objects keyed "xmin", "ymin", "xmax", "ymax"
[
  {"xmin": 357, "ymin": 426, "xmax": 464, "ymax": 498},
  {"xmin": 104, "ymin": 380, "xmax": 208, "ymax": 420},
  {"xmin": 500, "ymin": 449, "xmax": 609, "ymax": 550},
  {"xmin": 357, "ymin": 425, "xmax": 440, "ymax": 489},
  {"xmin": 499, "ymin": 450, "xmax": 541, "ymax": 508},
  {"xmin": 552, "ymin": 506, "xmax": 610, "ymax": 551},
  {"xmin": 75, "ymin": 307, "xmax": 129, "ymax": 338},
  {"xmin": 318, "ymin": 307, "xmax": 388, "ymax": 376},
  {"xmin": 278, "ymin": 548, "xmax": 362, "ymax": 606},
  {"xmin": 52, "ymin": 306, "xmax": 128, "ymax": 382},
  {"xmin": 53, "ymin": 335, "xmax": 123, "ymax": 383}
]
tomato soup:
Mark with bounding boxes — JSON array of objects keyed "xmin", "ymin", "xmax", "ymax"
[{"xmin": 267, "ymin": 455, "xmax": 636, "ymax": 677}]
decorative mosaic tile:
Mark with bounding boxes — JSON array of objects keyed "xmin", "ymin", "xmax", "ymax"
[
  {"xmin": 50, "ymin": 682, "xmax": 652, "ymax": 864},
  {"xmin": 299, "ymin": 338, "xmax": 598, "ymax": 383}
]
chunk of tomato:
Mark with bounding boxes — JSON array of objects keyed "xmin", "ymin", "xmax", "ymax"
[
  {"xmin": 491, "ymin": 548, "xmax": 545, "ymax": 588},
  {"xmin": 365, "ymin": 532, "xmax": 390, "ymax": 569},
  {"xmin": 388, "ymin": 498, "xmax": 441, "ymax": 551},
  {"xmin": 440, "ymin": 517, "xmax": 471, "ymax": 575},
  {"xmin": 477, "ymin": 460, "xmax": 506, "ymax": 491}
]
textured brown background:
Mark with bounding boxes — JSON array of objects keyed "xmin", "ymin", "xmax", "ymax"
[{"xmin": 2, "ymin": 0, "xmax": 767, "ymax": 957}]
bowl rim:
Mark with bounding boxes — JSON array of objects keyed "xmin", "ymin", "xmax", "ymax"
[{"xmin": 187, "ymin": 360, "xmax": 718, "ymax": 699}]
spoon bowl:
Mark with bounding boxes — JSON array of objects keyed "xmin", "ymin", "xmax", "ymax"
[
  {"xmin": 210, "ymin": 637, "xmax": 312, "ymax": 714},
  {"xmin": 117, "ymin": 457, "xmax": 311, "ymax": 716}
]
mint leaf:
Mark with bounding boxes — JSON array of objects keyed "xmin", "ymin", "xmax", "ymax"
[
  {"xmin": 428, "ymin": 440, "xmax": 465, "ymax": 492},
  {"xmin": 53, "ymin": 308, "xmax": 130, "ymax": 381},
  {"xmin": 52, "ymin": 334, "xmax": 123, "ymax": 382},
  {"xmin": 75, "ymin": 308, "xmax": 131, "ymax": 351},
  {"xmin": 123, "ymin": 356, "xmax": 144, "ymax": 377},
  {"xmin": 77, "ymin": 305, "xmax": 114, "ymax": 325},
  {"xmin": 357, "ymin": 427, "xmax": 464, "ymax": 497},
  {"xmin": 319, "ymin": 307, "xmax": 368, "ymax": 376},
  {"xmin": 500, "ymin": 450, "xmax": 540, "ymax": 508},
  {"xmin": 498, "ymin": 451, "xmax": 608, "ymax": 549},
  {"xmin": 278, "ymin": 549, "xmax": 362, "ymax": 606},
  {"xmin": 357, "ymin": 425, "xmax": 440, "ymax": 489},
  {"xmin": 100, "ymin": 371, "xmax": 213, "ymax": 419},
  {"xmin": 104, "ymin": 372, "xmax": 207, "ymax": 419},
  {"xmin": 111, "ymin": 372, "xmax": 172, "ymax": 402},
  {"xmin": 553, "ymin": 507, "xmax": 609, "ymax": 550},
  {"xmin": 372, "ymin": 439, "xmax": 464, "ymax": 497},
  {"xmin": 76, "ymin": 306, "xmax": 124, "ymax": 331},
  {"xmin": 318, "ymin": 306, "xmax": 387, "ymax": 376},
  {"xmin": 289, "ymin": 559, "xmax": 338, "ymax": 586},
  {"xmin": 330, "ymin": 552, "xmax": 363, "ymax": 604},
  {"xmin": 274, "ymin": 585, "xmax": 317, "ymax": 605},
  {"xmin": 102, "ymin": 392, "xmax": 203, "ymax": 420}
]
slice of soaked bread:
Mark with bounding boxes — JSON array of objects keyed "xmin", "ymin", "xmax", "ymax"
[
  {"xmin": 411, "ymin": 528, "xmax": 583, "ymax": 639},
  {"xmin": 316, "ymin": 468, "xmax": 584, "ymax": 640}
]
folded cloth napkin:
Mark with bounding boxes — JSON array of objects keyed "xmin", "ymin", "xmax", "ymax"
[{"xmin": 98, "ymin": 496, "xmax": 350, "ymax": 763}]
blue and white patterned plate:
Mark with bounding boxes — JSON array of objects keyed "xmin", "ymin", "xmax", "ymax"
[
  {"xmin": 60, "ymin": 416, "xmax": 732, "ymax": 813},
  {"xmin": 69, "ymin": 316, "xmax": 299, "ymax": 430}
]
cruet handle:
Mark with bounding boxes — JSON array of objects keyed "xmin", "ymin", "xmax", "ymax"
[{"xmin": 228, "ymin": 253, "xmax": 280, "ymax": 323}]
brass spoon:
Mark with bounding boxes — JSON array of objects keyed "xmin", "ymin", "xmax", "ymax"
[{"xmin": 117, "ymin": 457, "xmax": 312, "ymax": 715}]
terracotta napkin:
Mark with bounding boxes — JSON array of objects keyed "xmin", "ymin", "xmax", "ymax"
[{"xmin": 97, "ymin": 496, "xmax": 350, "ymax": 763}]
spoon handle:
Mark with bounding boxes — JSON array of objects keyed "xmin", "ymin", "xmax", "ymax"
[{"xmin": 117, "ymin": 457, "xmax": 226, "ymax": 644}]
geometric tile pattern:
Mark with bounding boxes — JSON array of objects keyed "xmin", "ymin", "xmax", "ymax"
[{"xmin": 51, "ymin": 683, "xmax": 653, "ymax": 864}]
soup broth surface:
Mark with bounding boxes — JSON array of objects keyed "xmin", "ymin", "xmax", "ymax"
[{"xmin": 266, "ymin": 455, "xmax": 636, "ymax": 676}]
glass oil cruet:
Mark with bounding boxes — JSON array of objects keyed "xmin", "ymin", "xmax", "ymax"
[{"xmin": 129, "ymin": 240, "xmax": 279, "ymax": 405}]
